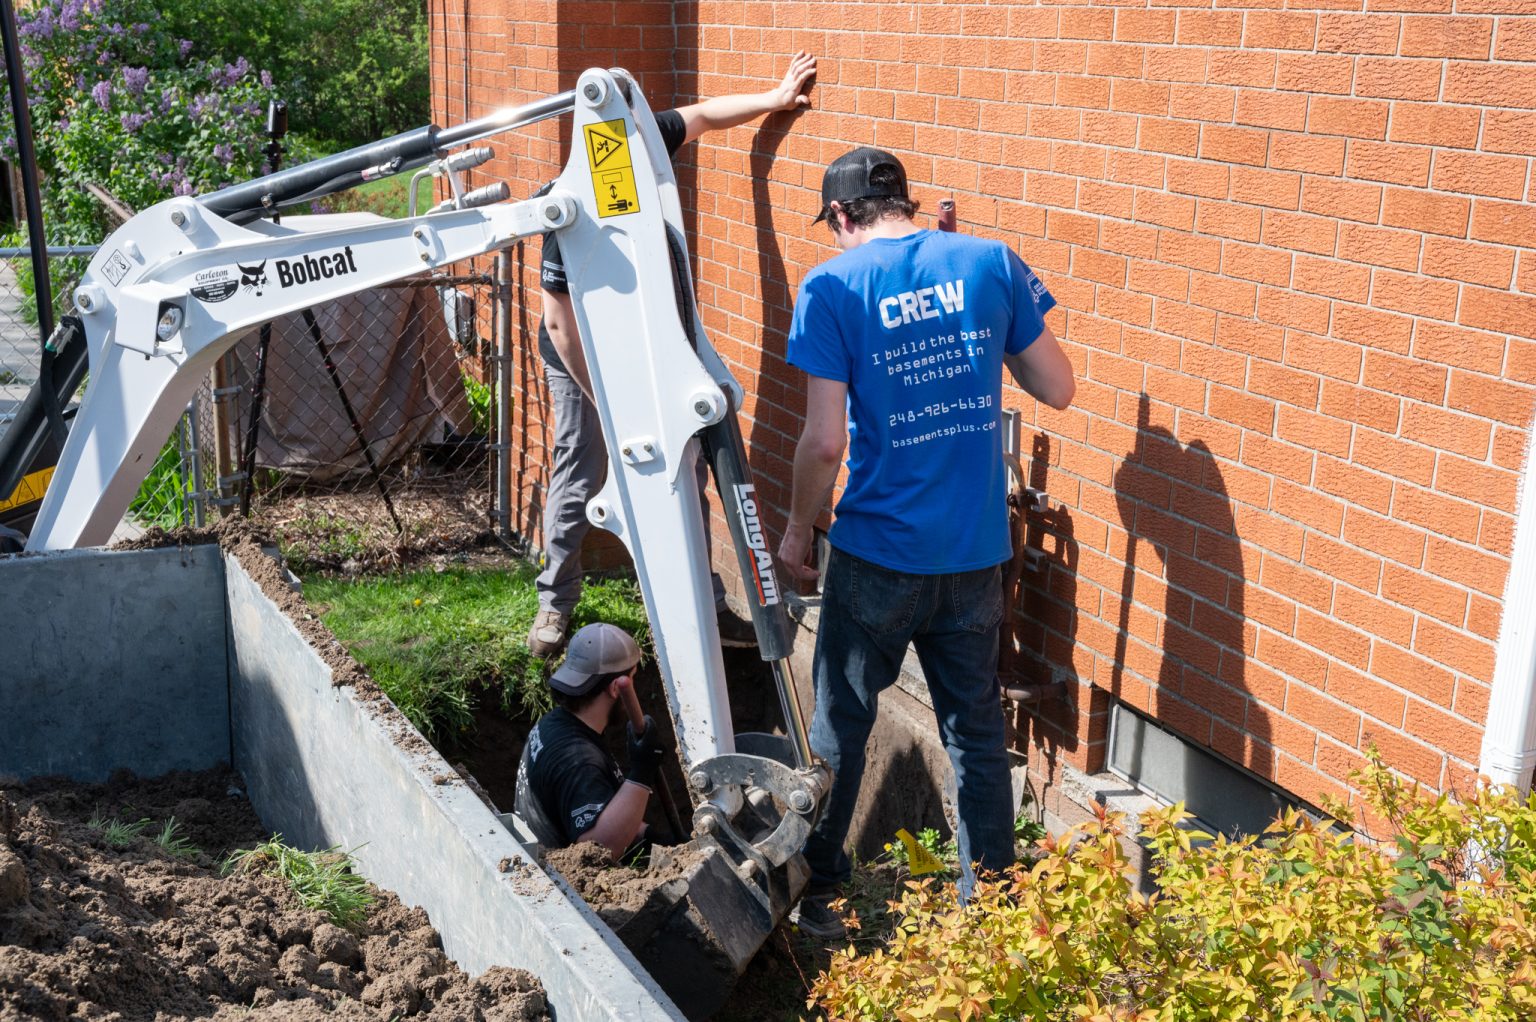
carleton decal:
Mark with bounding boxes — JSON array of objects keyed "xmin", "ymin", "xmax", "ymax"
[
  {"xmin": 276, "ymin": 247, "xmax": 358, "ymax": 288},
  {"xmin": 190, "ymin": 266, "xmax": 238, "ymax": 303}
]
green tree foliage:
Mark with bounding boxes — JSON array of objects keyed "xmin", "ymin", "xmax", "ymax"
[
  {"xmin": 0, "ymin": 0, "xmax": 276, "ymax": 244},
  {"xmin": 157, "ymin": 0, "xmax": 429, "ymax": 150}
]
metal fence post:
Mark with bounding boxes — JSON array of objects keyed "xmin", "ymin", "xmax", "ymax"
[{"xmin": 494, "ymin": 250, "xmax": 513, "ymax": 542}]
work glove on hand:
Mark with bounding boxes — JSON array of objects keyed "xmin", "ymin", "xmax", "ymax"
[{"xmin": 624, "ymin": 715, "xmax": 667, "ymax": 790}]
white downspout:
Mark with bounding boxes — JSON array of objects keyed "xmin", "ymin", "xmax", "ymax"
[{"xmin": 1479, "ymin": 412, "xmax": 1536, "ymax": 792}]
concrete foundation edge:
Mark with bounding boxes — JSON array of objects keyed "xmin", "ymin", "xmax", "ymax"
[{"xmin": 224, "ymin": 551, "xmax": 682, "ymax": 1021}]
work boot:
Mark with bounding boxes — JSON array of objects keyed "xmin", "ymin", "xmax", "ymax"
[
  {"xmin": 527, "ymin": 609, "xmax": 570, "ymax": 657},
  {"xmin": 715, "ymin": 605, "xmax": 759, "ymax": 648},
  {"xmin": 793, "ymin": 891, "xmax": 847, "ymax": 941}
]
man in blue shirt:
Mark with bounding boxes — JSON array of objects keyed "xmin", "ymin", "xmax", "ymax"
[{"xmin": 778, "ymin": 147, "xmax": 1076, "ymax": 938}]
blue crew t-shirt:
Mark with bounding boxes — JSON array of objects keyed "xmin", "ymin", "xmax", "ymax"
[{"xmin": 787, "ymin": 229, "xmax": 1056, "ymax": 574}]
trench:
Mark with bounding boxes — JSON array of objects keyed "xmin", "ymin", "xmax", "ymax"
[{"xmin": 0, "ymin": 540, "xmax": 952, "ymax": 1020}]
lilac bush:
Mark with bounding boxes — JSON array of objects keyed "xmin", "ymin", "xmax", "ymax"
[{"xmin": 0, "ymin": 0, "xmax": 277, "ymax": 244}]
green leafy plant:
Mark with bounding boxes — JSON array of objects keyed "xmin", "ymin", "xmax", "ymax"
[
  {"xmin": 88, "ymin": 814, "xmax": 152, "ymax": 848},
  {"xmin": 225, "ymin": 835, "xmax": 374, "ymax": 928},
  {"xmin": 153, "ymin": 817, "xmax": 202, "ymax": 859},
  {"xmin": 461, "ymin": 372, "xmax": 493, "ymax": 436},
  {"xmin": 814, "ymin": 748, "xmax": 1536, "ymax": 1021}
]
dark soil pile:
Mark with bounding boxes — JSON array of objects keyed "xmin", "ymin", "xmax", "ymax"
[
  {"xmin": 541, "ymin": 843, "xmax": 705, "ymax": 932},
  {"xmin": 0, "ymin": 769, "xmax": 546, "ymax": 1022}
]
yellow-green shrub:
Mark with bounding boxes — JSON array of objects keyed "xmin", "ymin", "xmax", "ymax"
[{"xmin": 813, "ymin": 752, "xmax": 1536, "ymax": 1021}]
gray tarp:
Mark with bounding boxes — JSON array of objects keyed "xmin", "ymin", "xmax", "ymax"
[{"xmin": 231, "ymin": 285, "xmax": 474, "ymax": 482}]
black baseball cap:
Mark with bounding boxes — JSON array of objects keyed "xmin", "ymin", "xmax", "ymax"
[
  {"xmin": 549, "ymin": 622, "xmax": 641, "ymax": 696},
  {"xmin": 813, "ymin": 147, "xmax": 910, "ymax": 224}
]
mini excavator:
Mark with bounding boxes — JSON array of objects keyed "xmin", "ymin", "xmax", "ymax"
[{"xmin": 0, "ymin": 69, "xmax": 827, "ymax": 1016}]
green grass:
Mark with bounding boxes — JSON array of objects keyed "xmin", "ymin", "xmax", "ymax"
[
  {"xmin": 333, "ymin": 173, "xmax": 436, "ymax": 219},
  {"xmin": 88, "ymin": 814, "xmax": 152, "ymax": 849},
  {"xmin": 225, "ymin": 836, "xmax": 375, "ymax": 929},
  {"xmin": 304, "ymin": 563, "xmax": 651, "ymax": 743},
  {"xmin": 154, "ymin": 817, "xmax": 202, "ymax": 860}
]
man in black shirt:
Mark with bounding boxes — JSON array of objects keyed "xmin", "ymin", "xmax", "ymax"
[
  {"xmin": 527, "ymin": 51, "xmax": 818, "ymax": 657},
  {"xmin": 514, "ymin": 622, "xmax": 667, "ymax": 859}
]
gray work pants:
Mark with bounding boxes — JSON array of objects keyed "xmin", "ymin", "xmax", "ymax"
[{"xmin": 537, "ymin": 357, "xmax": 727, "ymax": 615}]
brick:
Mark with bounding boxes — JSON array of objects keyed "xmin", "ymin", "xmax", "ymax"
[
  {"xmin": 1250, "ymin": 361, "xmax": 1323, "ymax": 408},
  {"xmin": 1167, "ymin": 159, "xmax": 1231, "ymax": 199},
  {"xmin": 1362, "ymin": 350, "xmax": 1449, "ymax": 404},
  {"xmin": 1469, "ymin": 199, "xmax": 1536, "ymax": 247},
  {"xmin": 1321, "ymin": 380, "xmax": 1401, "ymax": 432},
  {"xmin": 1116, "ymin": 9, "xmax": 1177, "ymax": 43},
  {"xmin": 1447, "ymin": 370, "xmax": 1536, "ymax": 426},
  {"xmin": 1295, "ymin": 255, "xmax": 1372, "ymax": 302},
  {"xmin": 1481, "ymin": 509, "xmax": 1517, "ymax": 556},
  {"xmin": 1197, "ymin": 201, "xmax": 1263, "ymax": 242},
  {"xmin": 1413, "ymin": 321, "xmax": 1507, "ymax": 375},
  {"xmin": 1333, "ymin": 304, "xmax": 1413, "ymax": 353},
  {"xmin": 1328, "ymin": 663, "xmax": 1407, "ymax": 728},
  {"xmin": 1191, "ymin": 273, "xmax": 1258, "ymax": 316},
  {"xmin": 1235, "ymin": 89, "xmax": 1309, "ymax": 131},
  {"xmin": 1404, "ymin": 699, "xmax": 1482, "ymax": 763},
  {"xmin": 1201, "ymin": 125, "xmax": 1271, "ymax": 167},
  {"xmin": 1276, "ymin": 406, "xmax": 1352, "ymax": 458},
  {"xmin": 1483, "ymin": 110, "xmax": 1536, "ymax": 156},
  {"xmin": 1400, "ymin": 401, "xmax": 1493, "ymax": 459},
  {"xmin": 1301, "ymin": 177, "xmax": 1383, "ymax": 223},
  {"xmin": 1263, "ymin": 211, "xmax": 1338, "ymax": 256},
  {"xmin": 1305, "ymin": 531, "xmax": 1387, "ymax": 591},
  {"xmin": 1445, "ymin": 59, "xmax": 1536, "ymax": 107},
  {"xmin": 1129, "ymin": 259, "xmax": 1191, "ymax": 300},
  {"xmin": 1392, "ymin": 482, "xmax": 1483, "ymax": 542},
  {"xmin": 1246, "ymin": 11, "xmax": 1320, "ymax": 50},
  {"xmin": 1371, "ymin": 269, "xmax": 1459, "ymax": 321},
  {"xmin": 1261, "ymin": 287, "xmax": 1333, "ymax": 331},
  {"xmin": 1140, "ymin": 117, "xmax": 1201, "ymax": 157},
  {"xmin": 1287, "ymin": 683, "xmax": 1363, "ymax": 746},
  {"xmin": 1426, "ymin": 535, "xmax": 1514, "ymax": 600},
  {"xmin": 1269, "ymin": 132, "xmax": 1347, "ymax": 175},
  {"xmin": 1180, "ymin": 12, "xmax": 1246, "ymax": 48},
  {"xmin": 1375, "ymin": 642, "xmax": 1458, "ymax": 707},
  {"xmin": 1353, "ymin": 428, "xmax": 1437, "ymax": 485},
  {"xmin": 1288, "ymin": 331, "xmax": 1363, "ymax": 382},
  {"xmin": 1090, "ymin": 42, "xmax": 1148, "ymax": 80},
  {"xmin": 1107, "ymin": 150, "xmax": 1167, "ymax": 188},
  {"xmin": 1240, "ymin": 433, "xmax": 1317, "ymax": 488},
  {"xmin": 1359, "ymin": 726, "xmax": 1446, "ymax": 790},
  {"xmin": 1083, "ymin": 111, "xmax": 1140, "ymax": 148},
  {"xmin": 1436, "ymin": 454, "xmax": 1519, "ymax": 513},
  {"xmin": 1389, "ymin": 103, "xmax": 1482, "ymax": 149},
  {"xmin": 1135, "ymin": 191, "xmax": 1197, "ymax": 231},
  {"xmin": 1173, "ymin": 82, "xmax": 1239, "ymax": 121},
  {"xmin": 1307, "ymin": 96, "xmax": 1391, "ymax": 139},
  {"xmin": 1159, "ymin": 230, "xmax": 1223, "ymax": 272},
  {"xmin": 1316, "ymin": 13, "xmax": 1403, "ymax": 53},
  {"xmin": 1209, "ymin": 50, "xmax": 1280, "ymax": 89},
  {"xmin": 1494, "ymin": 15, "xmax": 1536, "ymax": 60},
  {"xmin": 1460, "ymin": 287, "xmax": 1536, "ymax": 340},
  {"xmin": 1399, "ymin": 15, "xmax": 1494, "ymax": 58},
  {"xmin": 1112, "ymin": 80, "xmax": 1170, "ymax": 116},
  {"xmin": 1352, "ymin": 56, "xmax": 1444, "ymax": 100},
  {"xmin": 1225, "ymin": 241, "xmax": 1294, "ymax": 286},
  {"xmin": 1218, "ymin": 316, "xmax": 1286, "ymax": 361},
  {"xmin": 1467, "ymin": 594, "xmax": 1504, "ymax": 642},
  {"xmin": 1258, "ymin": 630, "xmax": 1331, "ymax": 690},
  {"xmin": 1432, "ymin": 152, "xmax": 1529, "ymax": 200},
  {"xmin": 1276, "ymin": 52, "xmax": 1354, "ymax": 93},
  {"xmin": 1338, "ymin": 223, "xmax": 1421, "ymax": 272},
  {"xmin": 1422, "ymin": 237, "xmax": 1516, "ymax": 288},
  {"xmin": 1231, "ymin": 166, "xmax": 1302, "ymax": 209},
  {"xmin": 1347, "ymin": 141, "xmax": 1432, "ymax": 187},
  {"xmin": 1345, "ymin": 506, "xmax": 1428, "ymax": 568},
  {"xmin": 1155, "ymin": 300, "xmax": 1218, "ymax": 343}
]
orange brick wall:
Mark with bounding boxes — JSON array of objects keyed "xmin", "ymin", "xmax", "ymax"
[{"xmin": 432, "ymin": 1, "xmax": 1536, "ymax": 810}]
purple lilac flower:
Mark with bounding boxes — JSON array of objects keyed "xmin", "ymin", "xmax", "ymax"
[
  {"xmin": 91, "ymin": 79, "xmax": 111, "ymax": 110},
  {"xmin": 179, "ymin": 39, "xmax": 193, "ymax": 58},
  {"xmin": 132, "ymin": 23, "xmax": 148, "ymax": 35},
  {"xmin": 188, "ymin": 94, "xmax": 211, "ymax": 119},
  {"xmin": 173, "ymin": 178, "xmax": 194, "ymax": 197},
  {"xmin": 121, "ymin": 66, "xmax": 148, "ymax": 96},
  {"xmin": 158, "ymin": 152, "xmax": 173, "ymax": 165},
  {"xmin": 260, "ymin": 69, "xmax": 273, "ymax": 89},
  {"xmin": 213, "ymin": 142, "xmax": 234, "ymax": 162},
  {"xmin": 107, "ymin": 22, "xmax": 124, "ymax": 36},
  {"xmin": 58, "ymin": 117, "xmax": 69, "ymax": 131},
  {"xmin": 213, "ymin": 57, "xmax": 250, "ymax": 88},
  {"xmin": 59, "ymin": 1, "xmax": 84, "ymax": 31},
  {"xmin": 120, "ymin": 112, "xmax": 148, "ymax": 133}
]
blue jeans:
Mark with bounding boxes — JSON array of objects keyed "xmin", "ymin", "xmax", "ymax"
[{"xmin": 804, "ymin": 548, "xmax": 1014, "ymax": 899}]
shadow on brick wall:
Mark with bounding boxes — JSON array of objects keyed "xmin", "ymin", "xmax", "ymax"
[{"xmin": 1111, "ymin": 392, "xmax": 1268, "ymax": 822}]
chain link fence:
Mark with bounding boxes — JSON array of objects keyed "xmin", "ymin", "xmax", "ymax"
[{"xmin": 0, "ymin": 247, "xmax": 515, "ymax": 568}]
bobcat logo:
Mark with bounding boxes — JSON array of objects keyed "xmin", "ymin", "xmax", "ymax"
[{"xmin": 239, "ymin": 261, "xmax": 269, "ymax": 296}]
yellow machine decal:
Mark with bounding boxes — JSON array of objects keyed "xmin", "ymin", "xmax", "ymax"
[
  {"xmin": 584, "ymin": 118, "xmax": 641, "ymax": 218},
  {"xmin": 0, "ymin": 466, "xmax": 53, "ymax": 514}
]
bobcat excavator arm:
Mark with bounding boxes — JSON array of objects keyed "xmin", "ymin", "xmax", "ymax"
[{"xmin": 12, "ymin": 68, "xmax": 826, "ymax": 1015}]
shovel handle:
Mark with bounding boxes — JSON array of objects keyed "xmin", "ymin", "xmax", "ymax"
[{"xmin": 619, "ymin": 679, "xmax": 689, "ymax": 843}]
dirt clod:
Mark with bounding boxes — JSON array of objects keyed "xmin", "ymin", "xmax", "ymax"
[
  {"xmin": 0, "ymin": 770, "xmax": 547, "ymax": 1021},
  {"xmin": 543, "ymin": 842, "xmax": 705, "ymax": 932}
]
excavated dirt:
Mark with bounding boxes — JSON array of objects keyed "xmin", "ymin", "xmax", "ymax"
[
  {"xmin": 541, "ymin": 843, "xmax": 707, "ymax": 933},
  {"xmin": 0, "ymin": 769, "xmax": 546, "ymax": 1022}
]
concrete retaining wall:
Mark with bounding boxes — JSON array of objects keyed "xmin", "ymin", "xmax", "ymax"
[
  {"xmin": 0, "ymin": 544, "xmax": 680, "ymax": 1021},
  {"xmin": 0, "ymin": 545, "xmax": 230, "ymax": 782}
]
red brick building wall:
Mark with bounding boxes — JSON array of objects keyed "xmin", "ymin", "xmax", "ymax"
[{"xmin": 431, "ymin": 1, "xmax": 1536, "ymax": 811}]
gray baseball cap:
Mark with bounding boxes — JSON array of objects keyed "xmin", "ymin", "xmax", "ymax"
[
  {"xmin": 549, "ymin": 622, "xmax": 641, "ymax": 696},
  {"xmin": 813, "ymin": 147, "xmax": 910, "ymax": 223}
]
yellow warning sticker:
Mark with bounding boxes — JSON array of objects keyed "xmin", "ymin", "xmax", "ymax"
[
  {"xmin": 583, "ymin": 118, "xmax": 641, "ymax": 218},
  {"xmin": 895, "ymin": 828, "xmax": 947, "ymax": 876},
  {"xmin": 0, "ymin": 466, "xmax": 53, "ymax": 515}
]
